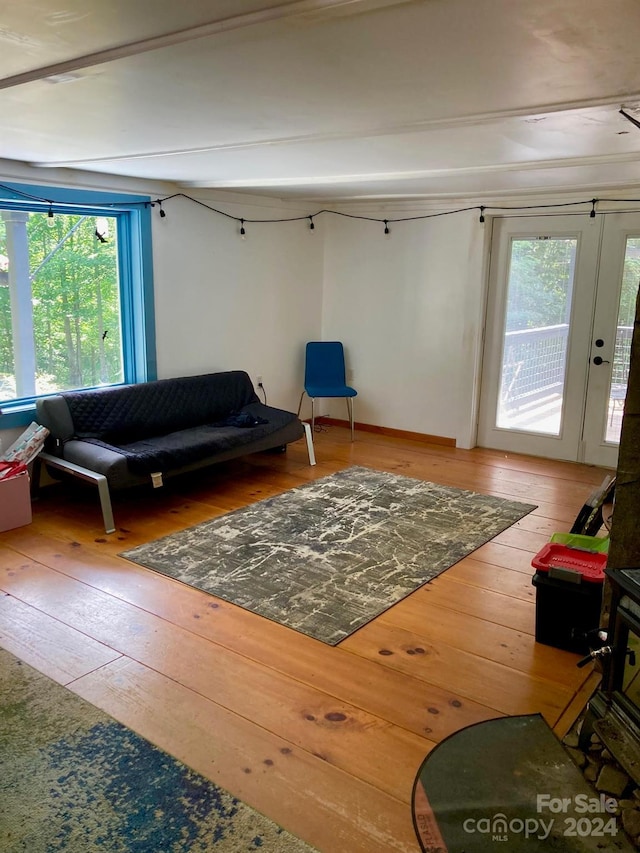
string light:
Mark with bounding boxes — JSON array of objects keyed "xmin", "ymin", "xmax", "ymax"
[
  {"xmin": 95, "ymin": 217, "xmax": 110, "ymax": 242},
  {"xmin": 3, "ymin": 184, "xmax": 640, "ymax": 239}
]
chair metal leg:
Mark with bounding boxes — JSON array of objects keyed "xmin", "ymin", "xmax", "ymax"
[
  {"xmin": 311, "ymin": 397, "xmax": 315, "ymax": 434},
  {"xmin": 297, "ymin": 391, "xmax": 306, "ymax": 417},
  {"xmin": 302, "ymin": 421, "xmax": 316, "ymax": 466},
  {"xmin": 347, "ymin": 397, "xmax": 354, "ymax": 441}
]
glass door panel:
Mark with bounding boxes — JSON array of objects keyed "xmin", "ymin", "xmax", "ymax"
[
  {"xmin": 605, "ymin": 238, "xmax": 640, "ymax": 444},
  {"xmin": 496, "ymin": 238, "xmax": 576, "ymax": 436},
  {"xmin": 481, "ymin": 212, "xmax": 640, "ymax": 467},
  {"xmin": 478, "ymin": 216, "xmax": 600, "ymax": 462},
  {"xmin": 583, "ymin": 214, "xmax": 640, "ymax": 467}
]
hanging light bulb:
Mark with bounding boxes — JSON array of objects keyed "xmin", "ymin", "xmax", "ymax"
[
  {"xmin": 240, "ymin": 219, "xmax": 246, "ymax": 240},
  {"xmin": 95, "ymin": 217, "xmax": 110, "ymax": 242},
  {"xmin": 383, "ymin": 219, "xmax": 390, "ymax": 237},
  {"xmin": 47, "ymin": 205, "xmax": 55, "ymax": 227},
  {"xmin": 308, "ymin": 215, "xmax": 315, "ymax": 232}
]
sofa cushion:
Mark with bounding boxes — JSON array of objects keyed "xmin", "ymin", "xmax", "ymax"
[
  {"xmin": 78, "ymin": 401, "xmax": 299, "ymax": 475},
  {"xmin": 64, "ymin": 371, "xmax": 259, "ymax": 444}
]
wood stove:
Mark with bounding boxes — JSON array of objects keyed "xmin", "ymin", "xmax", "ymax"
[
  {"xmin": 577, "ymin": 287, "xmax": 640, "ymax": 788},
  {"xmin": 581, "ymin": 568, "xmax": 640, "ymax": 786}
]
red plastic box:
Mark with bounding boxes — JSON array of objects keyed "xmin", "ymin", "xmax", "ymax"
[
  {"xmin": 531, "ymin": 542, "xmax": 606, "ymax": 653},
  {"xmin": 531, "ymin": 542, "xmax": 607, "ymax": 583}
]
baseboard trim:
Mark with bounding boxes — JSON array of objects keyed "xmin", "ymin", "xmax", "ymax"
[{"xmin": 315, "ymin": 418, "xmax": 456, "ymax": 447}]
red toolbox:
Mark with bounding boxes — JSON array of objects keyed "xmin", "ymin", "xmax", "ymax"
[{"xmin": 531, "ymin": 543, "xmax": 606, "ymax": 654}]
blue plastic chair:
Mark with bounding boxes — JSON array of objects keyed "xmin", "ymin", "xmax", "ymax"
[{"xmin": 297, "ymin": 341, "xmax": 357, "ymax": 440}]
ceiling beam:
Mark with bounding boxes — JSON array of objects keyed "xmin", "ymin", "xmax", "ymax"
[
  {"xmin": 177, "ymin": 150, "xmax": 640, "ymax": 189},
  {"xmin": 30, "ymin": 94, "xmax": 640, "ymax": 170},
  {"xmin": 0, "ymin": 0, "xmax": 407, "ymax": 91}
]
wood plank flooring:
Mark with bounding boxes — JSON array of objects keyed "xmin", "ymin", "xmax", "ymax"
[{"xmin": 0, "ymin": 427, "xmax": 609, "ymax": 852}]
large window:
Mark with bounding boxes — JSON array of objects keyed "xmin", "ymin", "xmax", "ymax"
[{"xmin": 0, "ymin": 183, "xmax": 156, "ymax": 426}]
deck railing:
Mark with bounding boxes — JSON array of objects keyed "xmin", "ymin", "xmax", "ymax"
[
  {"xmin": 500, "ymin": 324, "xmax": 569, "ymax": 409},
  {"xmin": 612, "ymin": 325, "xmax": 633, "ymax": 386},
  {"xmin": 500, "ymin": 324, "xmax": 632, "ymax": 410}
]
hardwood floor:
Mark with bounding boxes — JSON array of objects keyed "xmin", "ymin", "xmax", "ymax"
[{"xmin": 0, "ymin": 427, "xmax": 609, "ymax": 852}]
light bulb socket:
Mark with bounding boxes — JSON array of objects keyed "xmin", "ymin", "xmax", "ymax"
[
  {"xmin": 479, "ymin": 206, "xmax": 486, "ymax": 223},
  {"xmin": 383, "ymin": 219, "xmax": 390, "ymax": 235}
]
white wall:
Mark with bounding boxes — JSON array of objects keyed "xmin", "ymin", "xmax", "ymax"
[
  {"xmin": 150, "ymin": 197, "xmax": 489, "ymax": 445},
  {"xmin": 152, "ymin": 193, "xmax": 324, "ymax": 412},
  {"xmin": 321, "ymin": 209, "xmax": 487, "ymax": 447}
]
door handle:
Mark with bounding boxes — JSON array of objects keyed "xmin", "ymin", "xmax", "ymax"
[{"xmin": 592, "ymin": 356, "xmax": 610, "ymax": 365}]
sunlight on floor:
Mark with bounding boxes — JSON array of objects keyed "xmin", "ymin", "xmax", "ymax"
[{"xmin": 497, "ymin": 393, "xmax": 624, "ymax": 443}]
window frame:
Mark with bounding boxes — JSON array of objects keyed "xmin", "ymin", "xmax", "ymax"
[{"xmin": 0, "ymin": 181, "xmax": 156, "ymax": 428}]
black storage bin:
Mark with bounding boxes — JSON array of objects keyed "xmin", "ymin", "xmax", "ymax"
[{"xmin": 532, "ymin": 570, "xmax": 604, "ymax": 654}]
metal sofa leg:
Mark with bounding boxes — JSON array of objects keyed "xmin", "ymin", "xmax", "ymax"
[
  {"xmin": 302, "ymin": 421, "xmax": 316, "ymax": 466},
  {"xmin": 37, "ymin": 452, "xmax": 116, "ymax": 534},
  {"xmin": 95, "ymin": 476, "xmax": 116, "ymax": 534}
]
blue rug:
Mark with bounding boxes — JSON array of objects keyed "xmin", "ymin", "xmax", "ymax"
[{"xmin": 0, "ymin": 647, "xmax": 314, "ymax": 852}]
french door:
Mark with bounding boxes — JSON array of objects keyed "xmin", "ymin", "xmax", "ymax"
[{"xmin": 478, "ymin": 213, "xmax": 640, "ymax": 467}]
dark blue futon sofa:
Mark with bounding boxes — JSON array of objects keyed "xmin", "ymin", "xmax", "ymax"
[{"xmin": 34, "ymin": 370, "xmax": 315, "ymax": 533}]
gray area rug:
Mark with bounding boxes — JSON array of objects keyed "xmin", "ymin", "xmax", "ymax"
[
  {"xmin": 0, "ymin": 647, "xmax": 314, "ymax": 853},
  {"xmin": 121, "ymin": 466, "xmax": 536, "ymax": 644}
]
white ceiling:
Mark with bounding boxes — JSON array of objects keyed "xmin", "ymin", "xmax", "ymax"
[{"xmin": 3, "ymin": 0, "xmax": 640, "ymax": 201}]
